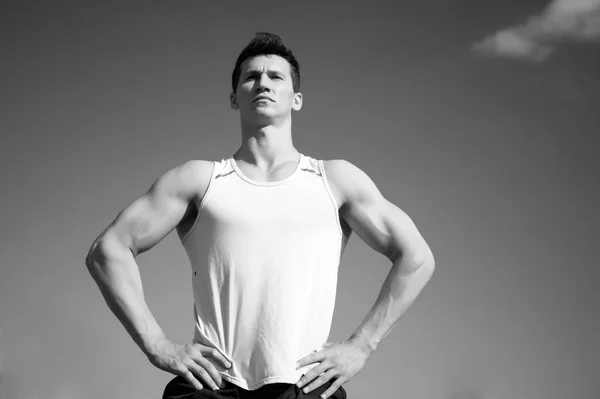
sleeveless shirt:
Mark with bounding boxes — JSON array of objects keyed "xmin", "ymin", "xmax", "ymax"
[{"xmin": 179, "ymin": 153, "xmax": 349, "ymax": 390}]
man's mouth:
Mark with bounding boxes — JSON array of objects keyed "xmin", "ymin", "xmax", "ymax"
[{"xmin": 253, "ymin": 97, "xmax": 274, "ymax": 102}]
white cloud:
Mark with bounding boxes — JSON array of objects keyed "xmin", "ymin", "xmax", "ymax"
[{"xmin": 472, "ymin": 0, "xmax": 600, "ymax": 61}]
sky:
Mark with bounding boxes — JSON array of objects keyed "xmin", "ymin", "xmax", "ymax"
[{"xmin": 1, "ymin": 1, "xmax": 599, "ymax": 399}]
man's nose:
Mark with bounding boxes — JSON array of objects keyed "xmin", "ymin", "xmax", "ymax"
[{"xmin": 255, "ymin": 74, "xmax": 272, "ymax": 92}]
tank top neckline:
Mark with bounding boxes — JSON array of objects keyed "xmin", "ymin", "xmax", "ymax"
[{"xmin": 229, "ymin": 153, "xmax": 304, "ymax": 187}]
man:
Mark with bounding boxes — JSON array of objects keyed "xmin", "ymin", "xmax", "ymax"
[{"xmin": 85, "ymin": 32, "xmax": 435, "ymax": 399}]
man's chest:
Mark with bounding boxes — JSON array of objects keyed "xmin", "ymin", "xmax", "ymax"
[{"xmin": 204, "ymin": 184, "xmax": 337, "ymax": 235}]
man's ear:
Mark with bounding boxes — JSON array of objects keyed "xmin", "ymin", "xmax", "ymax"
[
  {"xmin": 230, "ymin": 92, "xmax": 239, "ymax": 110},
  {"xmin": 292, "ymin": 92, "xmax": 303, "ymax": 111}
]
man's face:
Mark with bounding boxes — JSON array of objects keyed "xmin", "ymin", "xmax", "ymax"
[{"xmin": 230, "ymin": 54, "xmax": 302, "ymax": 122}]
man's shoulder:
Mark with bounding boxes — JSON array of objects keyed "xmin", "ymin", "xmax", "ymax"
[
  {"xmin": 156, "ymin": 159, "xmax": 216, "ymax": 200},
  {"xmin": 180, "ymin": 159, "xmax": 215, "ymax": 174},
  {"xmin": 322, "ymin": 159, "xmax": 377, "ymax": 203},
  {"xmin": 321, "ymin": 159, "xmax": 364, "ymax": 204},
  {"xmin": 322, "ymin": 159, "xmax": 362, "ymax": 184},
  {"xmin": 176, "ymin": 159, "xmax": 215, "ymax": 183}
]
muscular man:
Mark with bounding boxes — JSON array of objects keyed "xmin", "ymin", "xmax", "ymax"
[{"xmin": 85, "ymin": 32, "xmax": 435, "ymax": 399}]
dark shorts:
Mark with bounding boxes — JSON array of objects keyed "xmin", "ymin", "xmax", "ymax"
[{"xmin": 162, "ymin": 375, "xmax": 348, "ymax": 399}]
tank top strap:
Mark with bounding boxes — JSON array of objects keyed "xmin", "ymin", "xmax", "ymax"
[
  {"xmin": 212, "ymin": 158, "xmax": 235, "ymax": 180},
  {"xmin": 299, "ymin": 155, "xmax": 322, "ymax": 177}
]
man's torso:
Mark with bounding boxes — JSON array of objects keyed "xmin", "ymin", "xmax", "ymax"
[{"xmin": 175, "ymin": 154, "xmax": 350, "ymax": 390}]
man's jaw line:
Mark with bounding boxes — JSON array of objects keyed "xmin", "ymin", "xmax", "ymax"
[{"xmin": 241, "ymin": 117, "xmax": 293, "ymax": 132}]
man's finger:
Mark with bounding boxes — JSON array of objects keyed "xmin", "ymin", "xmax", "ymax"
[
  {"xmin": 303, "ymin": 368, "xmax": 338, "ymax": 394},
  {"xmin": 188, "ymin": 362, "xmax": 220, "ymax": 391},
  {"xmin": 321, "ymin": 377, "xmax": 345, "ymax": 399},
  {"xmin": 296, "ymin": 350, "xmax": 325, "ymax": 369},
  {"xmin": 200, "ymin": 346, "xmax": 232, "ymax": 369},
  {"xmin": 296, "ymin": 362, "xmax": 329, "ymax": 388},
  {"xmin": 181, "ymin": 369, "xmax": 204, "ymax": 391},
  {"xmin": 194, "ymin": 357, "xmax": 223, "ymax": 389}
]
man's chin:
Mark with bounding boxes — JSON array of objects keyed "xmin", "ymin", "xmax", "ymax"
[{"xmin": 247, "ymin": 110, "xmax": 281, "ymax": 121}]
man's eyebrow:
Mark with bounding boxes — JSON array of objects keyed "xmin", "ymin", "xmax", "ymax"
[{"xmin": 243, "ymin": 69, "xmax": 285, "ymax": 76}]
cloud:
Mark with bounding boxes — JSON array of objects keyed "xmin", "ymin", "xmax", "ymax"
[{"xmin": 472, "ymin": 0, "xmax": 600, "ymax": 61}]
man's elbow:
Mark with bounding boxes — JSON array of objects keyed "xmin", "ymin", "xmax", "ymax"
[
  {"xmin": 85, "ymin": 233, "xmax": 120, "ymax": 273},
  {"xmin": 85, "ymin": 239, "xmax": 107, "ymax": 275},
  {"xmin": 408, "ymin": 244, "xmax": 435, "ymax": 276},
  {"xmin": 423, "ymin": 244, "xmax": 435, "ymax": 268}
]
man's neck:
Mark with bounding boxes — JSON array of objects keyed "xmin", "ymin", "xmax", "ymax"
[{"xmin": 236, "ymin": 119, "xmax": 298, "ymax": 168}]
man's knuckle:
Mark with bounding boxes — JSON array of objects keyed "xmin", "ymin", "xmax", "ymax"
[
  {"xmin": 183, "ymin": 359, "xmax": 198, "ymax": 371},
  {"xmin": 184, "ymin": 345, "xmax": 195, "ymax": 355},
  {"xmin": 168, "ymin": 359, "xmax": 181, "ymax": 370},
  {"xmin": 197, "ymin": 367, "xmax": 209, "ymax": 378},
  {"xmin": 175, "ymin": 362, "xmax": 189, "ymax": 371}
]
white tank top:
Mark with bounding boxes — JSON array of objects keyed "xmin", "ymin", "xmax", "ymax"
[{"xmin": 179, "ymin": 153, "xmax": 349, "ymax": 390}]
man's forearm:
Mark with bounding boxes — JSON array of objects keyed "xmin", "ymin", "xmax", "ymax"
[
  {"xmin": 86, "ymin": 240, "xmax": 167, "ymax": 358},
  {"xmin": 349, "ymin": 252, "xmax": 435, "ymax": 354}
]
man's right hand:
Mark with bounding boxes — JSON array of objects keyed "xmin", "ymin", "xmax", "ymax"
[{"xmin": 148, "ymin": 339, "xmax": 232, "ymax": 391}]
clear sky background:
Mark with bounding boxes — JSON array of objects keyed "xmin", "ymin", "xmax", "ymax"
[{"xmin": 1, "ymin": 1, "xmax": 599, "ymax": 399}]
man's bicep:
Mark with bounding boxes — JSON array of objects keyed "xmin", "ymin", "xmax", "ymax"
[
  {"xmin": 343, "ymin": 192, "xmax": 424, "ymax": 261},
  {"xmin": 334, "ymin": 161, "xmax": 430, "ymax": 263},
  {"xmin": 100, "ymin": 161, "xmax": 209, "ymax": 257},
  {"xmin": 109, "ymin": 190, "xmax": 186, "ymax": 257}
]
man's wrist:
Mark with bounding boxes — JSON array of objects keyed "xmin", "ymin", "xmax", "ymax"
[
  {"xmin": 348, "ymin": 332, "xmax": 378, "ymax": 356},
  {"xmin": 134, "ymin": 331, "xmax": 169, "ymax": 359}
]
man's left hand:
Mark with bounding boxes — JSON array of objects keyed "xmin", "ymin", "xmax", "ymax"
[{"xmin": 295, "ymin": 340, "xmax": 371, "ymax": 398}]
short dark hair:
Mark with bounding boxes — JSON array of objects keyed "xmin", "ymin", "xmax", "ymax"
[{"xmin": 231, "ymin": 32, "xmax": 301, "ymax": 93}]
